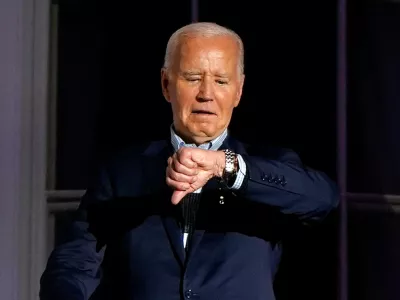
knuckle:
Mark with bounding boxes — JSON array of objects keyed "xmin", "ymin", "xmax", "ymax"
[
  {"xmin": 174, "ymin": 162, "xmax": 183, "ymax": 172},
  {"xmin": 196, "ymin": 153, "xmax": 205, "ymax": 163},
  {"xmin": 179, "ymin": 147, "xmax": 189, "ymax": 157},
  {"xmin": 170, "ymin": 171, "xmax": 178, "ymax": 181},
  {"xmin": 172, "ymin": 157, "xmax": 179, "ymax": 167},
  {"xmin": 166, "ymin": 167, "xmax": 173, "ymax": 177}
]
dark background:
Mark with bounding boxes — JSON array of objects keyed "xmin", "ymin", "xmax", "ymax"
[
  {"xmin": 55, "ymin": 0, "xmax": 337, "ymax": 190},
  {"xmin": 53, "ymin": 0, "xmax": 400, "ymax": 299},
  {"xmin": 347, "ymin": 0, "xmax": 400, "ymax": 195},
  {"xmin": 347, "ymin": 1, "xmax": 400, "ymax": 299}
]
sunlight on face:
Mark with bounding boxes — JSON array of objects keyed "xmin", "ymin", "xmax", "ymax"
[{"xmin": 161, "ymin": 35, "xmax": 244, "ymax": 145}]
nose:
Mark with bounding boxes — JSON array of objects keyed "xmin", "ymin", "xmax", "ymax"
[{"xmin": 196, "ymin": 77, "xmax": 214, "ymax": 102}]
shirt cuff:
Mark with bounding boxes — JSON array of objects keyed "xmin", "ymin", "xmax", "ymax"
[{"xmin": 230, "ymin": 154, "xmax": 247, "ymax": 190}]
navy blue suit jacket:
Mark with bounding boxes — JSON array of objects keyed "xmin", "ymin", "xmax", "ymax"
[{"xmin": 40, "ymin": 136, "xmax": 338, "ymax": 300}]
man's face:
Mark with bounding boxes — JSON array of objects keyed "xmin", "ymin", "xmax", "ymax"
[{"xmin": 161, "ymin": 35, "xmax": 244, "ymax": 144}]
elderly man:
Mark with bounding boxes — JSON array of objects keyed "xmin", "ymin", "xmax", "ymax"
[{"xmin": 40, "ymin": 22, "xmax": 338, "ymax": 300}]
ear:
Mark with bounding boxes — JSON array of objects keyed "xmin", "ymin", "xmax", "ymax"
[
  {"xmin": 234, "ymin": 74, "xmax": 245, "ymax": 107},
  {"xmin": 161, "ymin": 68, "xmax": 171, "ymax": 103}
]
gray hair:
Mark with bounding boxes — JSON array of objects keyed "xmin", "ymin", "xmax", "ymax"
[{"xmin": 163, "ymin": 22, "xmax": 244, "ymax": 75}]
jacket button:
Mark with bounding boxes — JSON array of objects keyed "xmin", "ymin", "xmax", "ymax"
[{"xmin": 184, "ymin": 290, "xmax": 193, "ymax": 298}]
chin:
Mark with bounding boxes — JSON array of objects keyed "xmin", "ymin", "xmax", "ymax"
[
  {"xmin": 190, "ymin": 124, "xmax": 217, "ymax": 136},
  {"xmin": 191, "ymin": 129, "xmax": 223, "ymax": 142}
]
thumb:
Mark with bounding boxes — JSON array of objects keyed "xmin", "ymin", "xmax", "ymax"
[
  {"xmin": 190, "ymin": 152, "xmax": 205, "ymax": 166},
  {"xmin": 171, "ymin": 190, "xmax": 187, "ymax": 205}
]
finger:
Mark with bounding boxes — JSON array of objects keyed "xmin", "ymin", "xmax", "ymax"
[
  {"xmin": 190, "ymin": 151, "xmax": 206, "ymax": 167},
  {"xmin": 166, "ymin": 176, "xmax": 191, "ymax": 191},
  {"xmin": 169, "ymin": 153, "xmax": 197, "ymax": 174},
  {"xmin": 176, "ymin": 148, "xmax": 197, "ymax": 168},
  {"xmin": 172, "ymin": 158, "xmax": 198, "ymax": 176},
  {"xmin": 167, "ymin": 166, "xmax": 197, "ymax": 183},
  {"xmin": 171, "ymin": 190, "xmax": 188, "ymax": 205}
]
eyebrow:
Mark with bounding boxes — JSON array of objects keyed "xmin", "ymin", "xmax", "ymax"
[
  {"xmin": 215, "ymin": 73, "xmax": 229, "ymax": 78},
  {"xmin": 180, "ymin": 71, "xmax": 202, "ymax": 77},
  {"xmin": 180, "ymin": 71, "xmax": 230, "ymax": 78}
]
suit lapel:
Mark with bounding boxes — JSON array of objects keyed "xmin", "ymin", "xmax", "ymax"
[
  {"xmin": 143, "ymin": 140, "xmax": 186, "ymax": 266},
  {"xmin": 161, "ymin": 210, "xmax": 185, "ymax": 267},
  {"xmin": 184, "ymin": 177, "xmax": 220, "ymax": 263},
  {"xmin": 220, "ymin": 134, "xmax": 249, "ymax": 155},
  {"xmin": 185, "ymin": 135, "xmax": 248, "ymax": 263}
]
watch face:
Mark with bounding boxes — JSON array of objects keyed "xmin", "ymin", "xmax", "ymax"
[
  {"xmin": 224, "ymin": 149, "xmax": 236, "ymax": 174},
  {"xmin": 225, "ymin": 165, "xmax": 235, "ymax": 173}
]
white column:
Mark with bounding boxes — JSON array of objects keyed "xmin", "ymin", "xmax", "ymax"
[{"xmin": 0, "ymin": 0, "xmax": 50, "ymax": 299}]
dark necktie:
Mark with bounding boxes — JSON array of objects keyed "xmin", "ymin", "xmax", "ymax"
[{"xmin": 180, "ymin": 193, "xmax": 201, "ymax": 250}]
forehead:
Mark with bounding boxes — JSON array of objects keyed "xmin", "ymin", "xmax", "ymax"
[{"xmin": 176, "ymin": 36, "xmax": 239, "ymax": 71}]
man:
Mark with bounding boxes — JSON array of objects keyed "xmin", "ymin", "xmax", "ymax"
[{"xmin": 40, "ymin": 22, "xmax": 338, "ymax": 300}]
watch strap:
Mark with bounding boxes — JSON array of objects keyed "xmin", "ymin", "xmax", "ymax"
[{"xmin": 222, "ymin": 149, "xmax": 237, "ymax": 185}]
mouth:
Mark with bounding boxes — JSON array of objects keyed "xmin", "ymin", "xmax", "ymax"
[{"xmin": 192, "ymin": 110, "xmax": 216, "ymax": 115}]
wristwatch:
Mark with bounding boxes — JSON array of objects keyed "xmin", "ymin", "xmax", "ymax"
[{"xmin": 222, "ymin": 149, "xmax": 238, "ymax": 186}]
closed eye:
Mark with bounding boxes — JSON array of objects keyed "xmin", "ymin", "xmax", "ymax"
[{"xmin": 216, "ymin": 80, "xmax": 228, "ymax": 85}]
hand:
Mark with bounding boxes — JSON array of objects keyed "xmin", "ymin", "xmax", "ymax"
[{"xmin": 166, "ymin": 147, "xmax": 226, "ymax": 205}]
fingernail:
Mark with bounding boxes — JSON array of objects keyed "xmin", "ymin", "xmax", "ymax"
[{"xmin": 192, "ymin": 176, "xmax": 197, "ymax": 182}]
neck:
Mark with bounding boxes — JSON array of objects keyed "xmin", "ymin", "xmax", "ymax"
[
  {"xmin": 178, "ymin": 133, "xmax": 213, "ymax": 146},
  {"xmin": 172, "ymin": 124, "xmax": 228, "ymax": 146}
]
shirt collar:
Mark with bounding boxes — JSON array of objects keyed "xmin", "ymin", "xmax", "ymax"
[{"xmin": 170, "ymin": 124, "xmax": 228, "ymax": 152}]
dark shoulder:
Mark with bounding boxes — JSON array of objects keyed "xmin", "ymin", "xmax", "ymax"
[
  {"xmin": 230, "ymin": 136, "xmax": 302, "ymax": 164},
  {"xmin": 249, "ymin": 144, "xmax": 300, "ymax": 161}
]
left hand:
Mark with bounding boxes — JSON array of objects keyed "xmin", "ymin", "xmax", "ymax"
[{"xmin": 166, "ymin": 147, "xmax": 225, "ymax": 205}]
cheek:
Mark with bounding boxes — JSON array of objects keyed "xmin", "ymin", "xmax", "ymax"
[
  {"xmin": 216, "ymin": 92, "xmax": 238, "ymax": 114},
  {"xmin": 175, "ymin": 87, "xmax": 196, "ymax": 110}
]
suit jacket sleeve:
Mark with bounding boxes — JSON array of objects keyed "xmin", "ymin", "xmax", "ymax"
[
  {"xmin": 40, "ymin": 165, "xmax": 113, "ymax": 300},
  {"xmin": 238, "ymin": 147, "xmax": 339, "ymax": 223}
]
